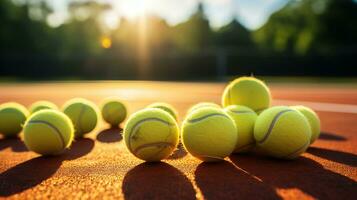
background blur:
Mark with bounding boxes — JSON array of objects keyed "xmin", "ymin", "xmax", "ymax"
[{"xmin": 0, "ymin": 0, "xmax": 356, "ymax": 81}]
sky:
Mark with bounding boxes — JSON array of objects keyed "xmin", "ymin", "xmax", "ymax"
[{"xmin": 46, "ymin": 0, "xmax": 289, "ymax": 30}]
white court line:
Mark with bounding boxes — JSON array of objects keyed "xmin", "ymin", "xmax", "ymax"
[{"xmin": 275, "ymin": 99, "xmax": 357, "ymax": 114}]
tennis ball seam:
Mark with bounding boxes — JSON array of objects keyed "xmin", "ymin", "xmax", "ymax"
[
  {"xmin": 283, "ymin": 140, "xmax": 310, "ymax": 159},
  {"xmin": 127, "ymin": 117, "xmax": 175, "ymax": 153},
  {"xmin": 228, "ymin": 110, "xmax": 255, "ymax": 115},
  {"xmin": 188, "ymin": 113, "xmax": 229, "ymax": 123},
  {"xmin": 28, "ymin": 120, "xmax": 65, "ymax": 149},
  {"xmin": 132, "ymin": 142, "xmax": 175, "ymax": 155},
  {"xmin": 76, "ymin": 104, "xmax": 87, "ymax": 134},
  {"xmin": 257, "ymin": 109, "xmax": 294, "ymax": 144}
]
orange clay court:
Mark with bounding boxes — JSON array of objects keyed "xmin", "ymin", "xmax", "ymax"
[{"xmin": 0, "ymin": 81, "xmax": 356, "ymax": 200}]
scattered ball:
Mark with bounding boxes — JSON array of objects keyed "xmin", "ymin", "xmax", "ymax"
[
  {"xmin": 224, "ymin": 105, "xmax": 258, "ymax": 153},
  {"xmin": 186, "ymin": 102, "xmax": 220, "ymax": 115},
  {"xmin": 291, "ymin": 105, "xmax": 321, "ymax": 144},
  {"xmin": 24, "ymin": 110, "xmax": 74, "ymax": 155},
  {"xmin": 147, "ymin": 102, "xmax": 178, "ymax": 120},
  {"xmin": 254, "ymin": 106, "xmax": 311, "ymax": 159},
  {"xmin": 124, "ymin": 108, "xmax": 179, "ymax": 162},
  {"xmin": 63, "ymin": 98, "xmax": 99, "ymax": 138},
  {"xmin": 222, "ymin": 77, "xmax": 271, "ymax": 112},
  {"xmin": 181, "ymin": 107, "xmax": 237, "ymax": 162},
  {"xmin": 101, "ymin": 98, "xmax": 127, "ymax": 127},
  {"xmin": 0, "ymin": 102, "xmax": 29, "ymax": 137},
  {"xmin": 29, "ymin": 100, "xmax": 58, "ymax": 114}
]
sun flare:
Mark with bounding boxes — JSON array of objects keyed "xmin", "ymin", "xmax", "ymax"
[{"xmin": 122, "ymin": 1, "xmax": 148, "ymax": 18}]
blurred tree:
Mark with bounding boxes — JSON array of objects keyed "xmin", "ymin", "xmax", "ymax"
[
  {"xmin": 172, "ymin": 3, "xmax": 213, "ymax": 52},
  {"xmin": 214, "ymin": 19, "xmax": 254, "ymax": 47},
  {"xmin": 254, "ymin": 0, "xmax": 357, "ymax": 55}
]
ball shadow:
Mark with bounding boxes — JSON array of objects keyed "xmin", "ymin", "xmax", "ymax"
[
  {"xmin": 230, "ymin": 154, "xmax": 357, "ymax": 200},
  {"xmin": 195, "ymin": 161, "xmax": 281, "ymax": 200},
  {"xmin": 319, "ymin": 132, "xmax": 347, "ymax": 141},
  {"xmin": 96, "ymin": 127, "xmax": 123, "ymax": 143},
  {"xmin": 122, "ymin": 162, "xmax": 196, "ymax": 200},
  {"xmin": 0, "ymin": 138, "xmax": 95, "ymax": 197},
  {"xmin": 0, "ymin": 137, "xmax": 28, "ymax": 152},
  {"xmin": 63, "ymin": 138, "xmax": 95, "ymax": 160},
  {"xmin": 0, "ymin": 156, "xmax": 62, "ymax": 197},
  {"xmin": 307, "ymin": 147, "xmax": 357, "ymax": 167},
  {"xmin": 167, "ymin": 142, "xmax": 187, "ymax": 160}
]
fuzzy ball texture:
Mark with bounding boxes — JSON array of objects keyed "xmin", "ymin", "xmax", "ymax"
[
  {"xmin": 124, "ymin": 108, "xmax": 179, "ymax": 162},
  {"xmin": 24, "ymin": 110, "xmax": 74, "ymax": 155},
  {"xmin": 291, "ymin": 105, "xmax": 321, "ymax": 144},
  {"xmin": 147, "ymin": 102, "xmax": 178, "ymax": 121},
  {"xmin": 29, "ymin": 100, "xmax": 58, "ymax": 114},
  {"xmin": 186, "ymin": 102, "xmax": 221, "ymax": 115},
  {"xmin": 101, "ymin": 98, "xmax": 127, "ymax": 127},
  {"xmin": 181, "ymin": 107, "xmax": 237, "ymax": 162},
  {"xmin": 63, "ymin": 98, "xmax": 99, "ymax": 138},
  {"xmin": 224, "ymin": 105, "xmax": 258, "ymax": 153},
  {"xmin": 222, "ymin": 77, "xmax": 271, "ymax": 112},
  {"xmin": 254, "ymin": 106, "xmax": 311, "ymax": 159},
  {"xmin": 0, "ymin": 102, "xmax": 29, "ymax": 137}
]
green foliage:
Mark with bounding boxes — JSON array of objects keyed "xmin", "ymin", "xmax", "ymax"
[
  {"xmin": 172, "ymin": 3, "xmax": 213, "ymax": 52},
  {"xmin": 254, "ymin": 0, "xmax": 357, "ymax": 55}
]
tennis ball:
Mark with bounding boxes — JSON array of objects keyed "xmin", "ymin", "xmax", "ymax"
[
  {"xmin": 181, "ymin": 107, "xmax": 237, "ymax": 162},
  {"xmin": 291, "ymin": 106, "xmax": 321, "ymax": 144},
  {"xmin": 147, "ymin": 102, "xmax": 178, "ymax": 120},
  {"xmin": 101, "ymin": 98, "xmax": 127, "ymax": 127},
  {"xmin": 254, "ymin": 106, "xmax": 311, "ymax": 159},
  {"xmin": 29, "ymin": 100, "xmax": 58, "ymax": 114},
  {"xmin": 186, "ymin": 102, "xmax": 220, "ymax": 115},
  {"xmin": 63, "ymin": 98, "xmax": 99, "ymax": 138},
  {"xmin": 124, "ymin": 108, "xmax": 179, "ymax": 162},
  {"xmin": 0, "ymin": 102, "xmax": 29, "ymax": 137},
  {"xmin": 224, "ymin": 105, "xmax": 258, "ymax": 153},
  {"xmin": 24, "ymin": 110, "xmax": 74, "ymax": 155},
  {"xmin": 222, "ymin": 77, "xmax": 271, "ymax": 112}
]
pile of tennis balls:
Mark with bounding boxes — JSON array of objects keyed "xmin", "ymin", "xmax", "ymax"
[
  {"xmin": 0, "ymin": 98, "xmax": 127, "ymax": 155},
  {"xmin": 123, "ymin": 76, "xmax": 320, "ymax": 162}
]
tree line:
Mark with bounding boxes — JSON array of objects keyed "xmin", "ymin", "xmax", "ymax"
[{"xmin": 0, "ymin": 0, "xmax": 356, "ymax": 80}]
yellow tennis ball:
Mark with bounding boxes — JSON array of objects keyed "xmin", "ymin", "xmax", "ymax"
[
  {"xmin": 24, "ymin": 110, "xmax": 74, "ymax": 155},
  {"xmin": 123, "ymin": 108, "xmax": 179, "ymax": 162},
  {"xmin": 101, "ymin": 98, "xmax": 127, "ymax": 127},
  {"xmin": 224, "ymin": 105, "xmax": 258, "ymax": 153},
  {"xmin": 181, "ymin": 107, "xmax": 237, "ymax": 162},
  {"xmin": 254, "ymin": 106, "xmax": 311, "ymax": 159},
  {"xmin": 222, "ymin": 77, "xmax": 271, "ymax": 112},
  {"xmin": 147, "ymin": 102, "xmax": 178, "ymax": 120},
  {"xmin": 29, "ymin": 100, "xmax": 58, "ymax": 114},
  {"xmin": 291, "ymin": 105, "xmax": 321, "ymax": 144},
  {"xmin": 0, "ymin": 102, "xmax": 29, "ymax": 137},
  {"xmin": 62, "ymin": 98, "xmax": 99, "ymax": 138},
  {"xmin": 186, "ymin": 102, "xmax": 220, "ymax": 115}
]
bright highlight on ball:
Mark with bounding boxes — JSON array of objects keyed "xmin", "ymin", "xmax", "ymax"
[
  {"xmin": 181, "ymin": 107, "xmax": 237, "ymax": 162},
  {"xmin": 63, "ymin": 98, "xmax": 99, "ymax": 138},
  {"xmin": 222, "ymin": 77, "xmax": 271, "ymax": 112},
  {"xmin": 101, "ymin": 98, "xmax": 127, "ymax": 127},
  {"xmin": 123, "ymin": 108, "xmax": 179, "ymax": 162},
  {"xmin": 291, "ymin": 105, "xmax": 321, "ymax": 144},
  {"xmin": 254, "ymin": 106, "xmax": 311, "ymax": 159},
  {"xmin": 186, "ymin": 102, "xmax": 220, "ymax": 115},
  {"xmin": 29, "ymin": 100, "xmax": 58, "ymax": 114},
  {"xmin": 24, "ymin": 110, "xmax": 74, "ymax": 155},
  {"xmin": 147, "ymin": 102, "xmax": 178, "ymax": 120},
  {"xmin": 0, "ymin": 102, "xmax": 29, "ymax": 137},
  {"xmin": 224, "ymin": 105, "xmax": 258, "ymax": 153}
]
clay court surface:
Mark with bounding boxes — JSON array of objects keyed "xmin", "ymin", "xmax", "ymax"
[{"xmin": 0, "ymin": 81, "xmax": 356, "ymax": 200}]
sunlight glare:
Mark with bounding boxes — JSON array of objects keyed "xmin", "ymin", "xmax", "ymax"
[{"xmin": 122, "ymin": 0, "xmax": 148, "ymax": 19}]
